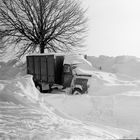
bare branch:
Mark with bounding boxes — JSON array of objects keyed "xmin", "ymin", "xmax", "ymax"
[{"xmin": 0, "ymin": 0, "xmax": 87, "ymax": 58}]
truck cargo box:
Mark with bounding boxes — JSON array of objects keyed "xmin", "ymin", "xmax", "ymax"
[{"xmin": 27, "ymin": 54, "xmax": 64, "ymax": 85}]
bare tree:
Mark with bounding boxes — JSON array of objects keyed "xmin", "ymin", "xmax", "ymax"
[{"xmin": 0, "ymin": 0, "xmax": 87, "ymax": 58}]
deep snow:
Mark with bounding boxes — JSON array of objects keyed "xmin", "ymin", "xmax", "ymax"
[
  {"xmin": 45, "ymin": 55, "xmax": 140, "ymax": 138},
  {"xmin": 0, "ymin": 75, "xmax": 120, "ymax": 139},
  {"xmin": 1, "ymin": 55, "xmax": 140, "ymax": 139}
]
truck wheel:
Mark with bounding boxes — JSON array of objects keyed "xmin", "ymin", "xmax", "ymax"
[{"xmin": 72, "ymin": 88, "xmax": 82, "ymax": 95}]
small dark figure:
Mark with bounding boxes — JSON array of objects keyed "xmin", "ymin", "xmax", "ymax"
[{"xmin": 99, "ymin": 66, "xmax": 102, "ymax": 70}]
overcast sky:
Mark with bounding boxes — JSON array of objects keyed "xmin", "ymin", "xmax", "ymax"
[{"xmin": 82, "ymin": 0, "xmax": 140, "ymax": 57}]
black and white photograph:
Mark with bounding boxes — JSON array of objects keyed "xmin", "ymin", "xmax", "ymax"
[{"xmin": 0, "ymin": 0, "xmax": 140, "ymax": 139}]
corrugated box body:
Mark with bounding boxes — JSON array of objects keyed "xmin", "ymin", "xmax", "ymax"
[{"xmin": 27, "ymin": 54, "xmax": 64, "ymax": 85}]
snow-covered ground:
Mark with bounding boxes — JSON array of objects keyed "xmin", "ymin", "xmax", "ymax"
[
  {"xmin": 1, "ymin": 55, "xmax": 140, "ymax": 139},
  {"xmin": 0, "ymin": 75, "xmax": 119, "ymax": 139},
  {"xmin": 87, "ymin": 55, "xmax": 140, "ymax": 80},
  {"xmin": 45, "ymin": 72, "xmax": 140, "ymax": 138}
]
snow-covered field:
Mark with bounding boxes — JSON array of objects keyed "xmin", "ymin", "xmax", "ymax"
[
  {"xmin": 0, "ymin": 75, "xmax": 119, "ymax": 139},
  {"xmin": 0, "ymin": 55, "xmax": 140, "ymax": 139}
]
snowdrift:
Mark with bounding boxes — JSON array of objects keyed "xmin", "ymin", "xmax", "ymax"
[
  {"xmin": 1, "ymin": 55, "xmax": 140, "ymax": 138},
  {"xmin": 87, "ymin": 55, "xmax": 140, "ymax": 79},
  {"xmin": 87, "ymin": 71, "xmax": 140, "ymax": 137},
  {"xmin": 0, "ymin": 75, "xmax": 39, "ymax": 106},
  {"xmin": 45, "ymin": 70, "xmax": 140, "ymax": 138},
  {"xmin": 0, "ymin": 59, "xmax": 26, "ymax": 80},
  {"xmin": 0, "ymin": 75, "xmax": 118, "ymax": 139},
  {"xmin": 88, "ymin": 71, "xmax": 140, "ymax": 96}
]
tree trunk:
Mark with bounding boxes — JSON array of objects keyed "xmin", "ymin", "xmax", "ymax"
[{"xmin": 40, "ymin": 43, "xmax": 45, "ymax": 53}]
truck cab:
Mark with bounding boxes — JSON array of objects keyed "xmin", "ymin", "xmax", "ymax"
[{"xmin": 63, "ymin": 54, "xmax": 93, "ymax": 94}]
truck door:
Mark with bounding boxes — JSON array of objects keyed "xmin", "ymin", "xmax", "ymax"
[
  {"xmin": 63, "ymin": 64, "xmax": 73, "ymax": 88},
  {"xmin": 55, "ymin": 56, "xmax": 64, "ymax": 85}
]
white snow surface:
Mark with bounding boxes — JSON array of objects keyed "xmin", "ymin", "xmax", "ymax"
[
  {"xmin": 1, "ymin": 55, "xmax": 140, "ymax": 139},
  {"xmin": 87, "ymin": 55, "xmax": 140, "ymax": 79},
  {"xmin": 0, "ymin": 75, "xmax": 119, "ymax": 139}
]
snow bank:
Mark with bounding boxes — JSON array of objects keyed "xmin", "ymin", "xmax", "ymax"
[
  {"xmin": 0, "ymin": 75, "xmax": 39, "ymax": 106},
  {"xmin": 88, "ymin": 71, "xmax": 140, "ymax": 96},
  {"xmin": 0, "ymin": 59, "xmax": 26, "ymax": 80},
  {"xmin": 87, "ymin": 71, "xmax": 140, "ymax": 137},
  {"xmin": 45, "ymin": 70, "xmax": 140, "ymax": 138},
  {"xmin": 0, "ymin": 75, "xmax": 119, "ymax": 139},
  {"xmin": 88, "ymin": 55, "xmax": 140, "ymax": 79},
  {"xmin": 1, "ymin": 55, "xmax": 140, "ymax": 138}
]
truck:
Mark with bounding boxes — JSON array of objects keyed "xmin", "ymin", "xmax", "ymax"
[{"xmin": 26, "ymin": 53, "xmax": 93, "ymax": 94}]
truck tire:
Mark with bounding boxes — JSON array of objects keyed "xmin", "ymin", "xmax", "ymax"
[{"xmin": 72, "ymin": 88, "xmax": 82, "ymax": 95}]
